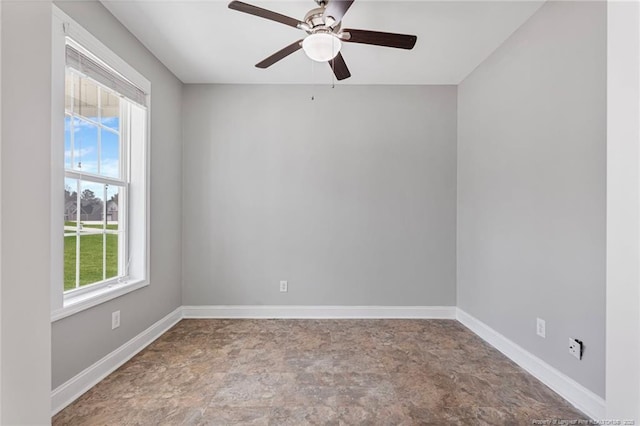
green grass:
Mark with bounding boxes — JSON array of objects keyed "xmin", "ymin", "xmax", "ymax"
[
  {"xmin": 64, "ymin": 233, "xmax": 118, "ymax": 291},
  {"xmin": 65, "ymin": 221, "xmax": 118, "ymax": 230}
]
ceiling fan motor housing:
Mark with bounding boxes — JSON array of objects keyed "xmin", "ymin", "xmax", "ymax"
[{"xmin": 304, "ymin": 7, "xmax": 340, "ymax": 33}]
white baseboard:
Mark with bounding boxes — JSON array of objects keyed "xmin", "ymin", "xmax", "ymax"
[
  {"xmin": 182, "ymin": 305, "xmax": 457, "ymax": 319},
  {"xmin": 51, "ymin": 305, "xmax": 604, "ymax": 420},
  {"xmin": 456, "ymin": 308, "xmax": 606, "ymax": 420},
  {"xmin": 51, "ymin": 307, "xmax": 183, "ymax": 416}
]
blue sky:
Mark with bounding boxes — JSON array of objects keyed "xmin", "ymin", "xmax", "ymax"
[
  {"xmin": 65, "ymin": 115, "xmax": 122, "ymax": 211},
  {"xmin": 65, "ymin": 115, "xmax": 120, "ymax": 178}
]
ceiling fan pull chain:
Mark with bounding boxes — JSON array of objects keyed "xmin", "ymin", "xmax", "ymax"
[
  {"xmin": 332, "ymin": 42, "xmax": 336, "ymax": 89},
  {"xmin": 331, "ymin": 67, "xmax": 335, "ymax": 89},
  {"xmin": 311, "ymin": 59, "xmax": 315, "ymax": 101}
]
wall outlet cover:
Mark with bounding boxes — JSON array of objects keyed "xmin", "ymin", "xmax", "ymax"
[
  {"xmin": 536, "ymin": 318, "xmax": 546, "ymax": 338},
  {"xmin": 112, "ymin": 311, "xmax": 121, "ymax": 330},
  {"xmin": 569, "ymin": 338, "xmax": 583, "ymax": 360},
  {"xmin": 279, "ymin": 281, "xmax": 288, "ymax": 293}
]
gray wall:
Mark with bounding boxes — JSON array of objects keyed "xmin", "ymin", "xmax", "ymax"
[
  {"xmin": 457, "ymin": 1, "xmax": 606, "ymax": 397},
  {"xmin": 51, "ymin": 1, "xmax": 183, "ymax": 389},
  {"xmin": 1, "ymin": 1, "xmax": 53, "ymax": 423},
  {"xmin": 182, "ymin": 85, "xmax": 457, "ymax": 306}
]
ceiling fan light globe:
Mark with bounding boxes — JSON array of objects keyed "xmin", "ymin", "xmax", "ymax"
[{"xmin": 302, "ymin": 33, "xmax": 342, "ymax": 62}]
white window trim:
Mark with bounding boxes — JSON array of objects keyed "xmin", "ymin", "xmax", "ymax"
[{"xmin": 51, "ymin": 7, "xmax": 151, "ymax": 322}]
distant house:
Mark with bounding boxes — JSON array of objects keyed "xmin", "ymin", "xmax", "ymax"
[
  {"xmin": 64, "ymin": 200, "xmax": 105, "ymax": 222},
  {"xmin": 106, "ymin": 200, "xmax": 118, "ymax": 222},
  {"xmin": 64, "ymin": 201, "xmax": 77, "ymax": 222}
]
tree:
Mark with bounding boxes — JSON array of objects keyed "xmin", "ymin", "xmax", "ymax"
[
  {"xmin": 64, "ymin": 185, "xmax": 79, "ymax": 222},
  {"xmin": 80, "ymin": 188, "xmax": 103, "ymax": 218},
  {"xmin": 81, "ymin": 189, "xmax": 97, "ymax": 201},
  {"xmin": 65, "ymin": 185, "xmax": 77, "ymax": 204}
]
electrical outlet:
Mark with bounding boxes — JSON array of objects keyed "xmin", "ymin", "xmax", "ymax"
[
  {"xmin": 279, "ymin": 280, "xmax": 288, "ymax": 293},
  {"xmin": 569, "ymin": 338, "xmax": 583, "ymax": 360},
  {"xmin": 112, "ymin": 311, "xmax": 120, "ymax": 330},
  {"xmin": 536, "ymin": 318, "xmax": 546, "ymax": 338}
]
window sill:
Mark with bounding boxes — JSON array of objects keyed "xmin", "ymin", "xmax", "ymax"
[{"xmin": 51, "ymin": 279, "xmax": 148, "ymax": 322}]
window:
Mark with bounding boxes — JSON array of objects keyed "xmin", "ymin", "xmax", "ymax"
[
  {"xmin": 52, "ymin": 8, "xmax": 150, "ymax": 320},
  {"xmin": 64, "ymin": 57, "xmax": 127, "ymax": 291}
]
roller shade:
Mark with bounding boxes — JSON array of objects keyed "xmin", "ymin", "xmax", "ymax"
[{"xmin": 66, "ymin": 44, "xmax": 147, "ymax": 107}]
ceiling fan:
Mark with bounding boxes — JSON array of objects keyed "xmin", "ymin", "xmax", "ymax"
[{"xmin": 228, "ymin": 0, "xmax": 417, "ymax": 81}]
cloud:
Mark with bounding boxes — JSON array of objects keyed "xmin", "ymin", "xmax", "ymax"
[
  {"xmin": 68, "ymin": 158, "xmax": 120, "ymax": 180},
  {"xmin": 65, "ymin": 147, "xmax": 94, "ymax": 159},
  {"xmin": 66, "ymin": 117, "xmax": 119, "ymax": 134},
  {"xmin": 100, "ymin": 117, "xmax": 119, "ymax": 127},
  {"xmin": 100, "ymin": 159, "xmax": 120, "ymax": 179},
  {"xmin": 66, "ymin": 117, "xmax": 95, "ymax": 134}
]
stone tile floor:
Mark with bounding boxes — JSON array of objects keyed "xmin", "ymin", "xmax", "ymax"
[{"xmin": 53, "ymin": 319, "xmax": 587, "ymax": 425}]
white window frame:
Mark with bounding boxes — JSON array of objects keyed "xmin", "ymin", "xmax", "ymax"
[
  {"xmin": 64, "ymin": 64, "xmax": 129, "ymax": 295},
  {"xmin": 51, "ymin": 7, "xmax": 151, "ymax": 322}
]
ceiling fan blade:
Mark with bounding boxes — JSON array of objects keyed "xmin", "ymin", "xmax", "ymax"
[
  {"xmin": 323, "ymin": 0, "xmax": 355, "ymax": 24},
  {"xmin": 341, "ymin": 29, "xmax": 417, "ymax": 50},
  {"xmin": 329, "ymin": 52, "xmax": 351, "ymax": 81},
  {"xmin": 229, "ymin": 1, "xmax": 304, "ymax": 29},
  {"xmin": 255, "ymin": 40, "xmax": 303, "ymax": 68}
]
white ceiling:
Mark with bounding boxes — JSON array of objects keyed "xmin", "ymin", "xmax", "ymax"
[{"xmin": 101, "ymin": 0, "xmax": 544, "ymax": 85}]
